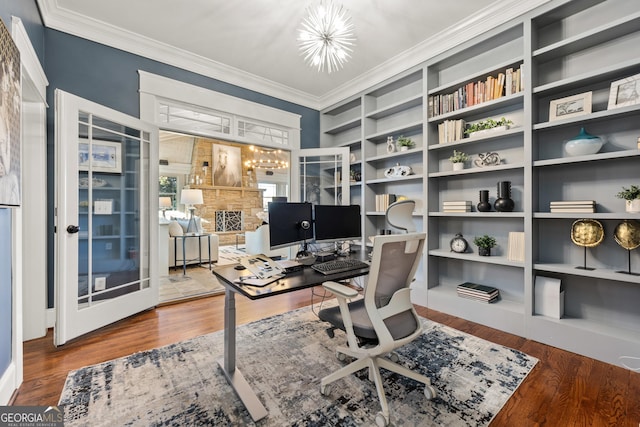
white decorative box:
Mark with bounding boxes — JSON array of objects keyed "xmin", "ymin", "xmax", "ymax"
[{"xmin": 534, "ymin": 276, "xmax": 564, "ymax": 319}]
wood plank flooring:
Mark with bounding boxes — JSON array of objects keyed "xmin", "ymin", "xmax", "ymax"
[{"xmin": 14, "ymin": 288, "xmax": 640, "ymax": 426}]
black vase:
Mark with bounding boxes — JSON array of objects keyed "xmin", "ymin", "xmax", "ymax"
[
  {"xmin": 477, "ymin": 190, "xmax": 491, "ymax": 212},
  {"xmin": 494, "ymin": 181, "xmax": 515, "ymax": 212}
]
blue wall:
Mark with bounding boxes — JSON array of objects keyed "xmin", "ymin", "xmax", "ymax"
[{"xmin": 44, "ymin": 29, "xmax": 320, "ymax": 307}]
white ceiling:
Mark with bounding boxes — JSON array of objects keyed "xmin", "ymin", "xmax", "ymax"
[{"xmin": 37, "ymin": 0, "xmax": 548, "ymax": 109}]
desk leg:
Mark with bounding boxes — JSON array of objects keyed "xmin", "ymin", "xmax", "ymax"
[
  {"xmin": 217, "ymin": 289, "xmax": 268, "ymax": 421},
  {"xmin": 182, "ymin": 237, "xmax": 187, "ymax": 275},
  {"xmin": 207, "ymin": 235, "xmax": 212, "ymax": 270}
]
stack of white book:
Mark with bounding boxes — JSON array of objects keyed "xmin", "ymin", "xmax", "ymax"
[
  {"xmin": 549, "ymin": 200, "xmax": 595, "ymax": 213},
  {"xmin": 457, "ymin": 282, "xmax": 500, "ymax": 303},
  {"xmin": 442, "ymin": 201, "xmax": 472, "ymax": 212}
]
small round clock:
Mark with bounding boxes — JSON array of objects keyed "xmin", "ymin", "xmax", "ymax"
[{"xmin": 450, "ymin": 233, "xmax": 469, "ymax": 253}]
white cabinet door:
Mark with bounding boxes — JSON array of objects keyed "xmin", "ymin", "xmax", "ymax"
[
  {"xmin": 54, "ymin": 90, "xmax": 159, "ymax": 346},
  {"xmin": 294, "ymin": 147, "xmax": 350, "ymax": 205}
]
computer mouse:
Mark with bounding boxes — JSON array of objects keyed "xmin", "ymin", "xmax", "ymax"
[{"xmin": 234, "ymin": 265, "xmax": 246, "ymax": 270}]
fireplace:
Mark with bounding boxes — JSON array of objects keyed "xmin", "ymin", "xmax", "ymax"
[{"xmin": 215, "ymin": 210, "xmax": 243, "ymax": 232}]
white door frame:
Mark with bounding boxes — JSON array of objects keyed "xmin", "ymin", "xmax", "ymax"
[{"xmin": 0, "ymin": 17, "xmax": 48, "ymax": 406}]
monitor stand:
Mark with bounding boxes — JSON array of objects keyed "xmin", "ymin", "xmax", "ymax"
[{"xmin": 296, "ymin": 241, "xmax": 316, "ymax": 266}]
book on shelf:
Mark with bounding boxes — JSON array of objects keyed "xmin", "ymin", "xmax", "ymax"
[
  {"xmin": 443, "ymin": 201, "xmax": 472, "ymax": 206},
  {"xmin": 443, "ymin": 208, "xmax": 471, "ymax": 213},
  {"xmin": 438, "ymin": 119, "xmax": 466, "ymax": 143},
  {"xmin": 375, "ymin": 194, "xmax": 396, "ymax": 212},
  {"xmin": 429, "ymin": 64, "xmax": 524, "ymax": 118},
  {"xmin": 550, "ymin": 208, "xmax": 595, "ymax": 213},
  {"xmin": 550, "ymin": 200, "xmax": 595, "ymax": 206},
  {"xmin": 456, "ymin": 282, "xmax": 500, "ymax": 303},
  {"xmin": 507, "ymin": 231, "xmax": 525, "ymax": 262}
]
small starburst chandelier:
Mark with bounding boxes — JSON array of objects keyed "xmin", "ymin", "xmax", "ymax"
[{"xmin": 297, "ymin": 1, "xmax": 356, "ymax": 73}]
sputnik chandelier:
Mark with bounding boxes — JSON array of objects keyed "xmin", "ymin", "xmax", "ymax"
[
  {"xmin": 244, "ymin": 146, "xmax": 289, "ymax": 170},
  {"xmin": 297, "ymin": 0, "xmax": 356, "ymax": 73}
]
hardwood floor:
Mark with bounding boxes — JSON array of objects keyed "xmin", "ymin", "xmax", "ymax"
[{"xmin": 15, "ymin": 288, "xmax": 640, "ymax": 426}]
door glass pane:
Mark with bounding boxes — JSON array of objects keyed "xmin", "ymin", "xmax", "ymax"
[
  {"xmin": 77, "ymin": 112, "xmax": 148, "ymax": 307},
  {"xmin": 299, "ymin": 154, "xmax": 344, "ymax": 205}
]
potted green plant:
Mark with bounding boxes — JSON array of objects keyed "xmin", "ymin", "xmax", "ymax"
[
  {"xmin": 449, "ymin": 150, "xmax": 469, "ymax": 171},
  {"xmin": 396, "ymin": 135, "xmax": 415, "ymax": 151},
  {"xmin": 473, "ymin": 235, "xmax": 497, "ymax": 256},
  {"xmin": 615, "ymin": 184, "xmax": 640, "ymax": 213},
  {"xmin": 464, "ymin": 117, "xmax": 513, "ymax": 138}
]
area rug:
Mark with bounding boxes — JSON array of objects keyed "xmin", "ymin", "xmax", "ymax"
[{"xmin": 59, "ymin": 305, "xmax": 537, "ymax": 426}]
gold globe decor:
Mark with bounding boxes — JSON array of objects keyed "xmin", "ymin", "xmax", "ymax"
[
  {"xmin": 613, "ymin": 220, "xmax": 640, "ymax": 250},
  {"xmin": 613, "ymin": 219, "xmax": 640, "ymax": 276},
  {"xmin": 570, "ymin": 219, "xmax": 604, "ymax": 271},
  {"xmin": 570, "ymin": 219, "xmax": 605, "ymax": 247}
]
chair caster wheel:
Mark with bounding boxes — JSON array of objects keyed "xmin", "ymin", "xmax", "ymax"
[
  {"xmin": 424, "ymin": 385, "xmax": 437, "ymax": 400},
  {"xmin": 336, "ymin": 351, "xmax": 347, "ymax": 361},
  {"xmin": 387, "ymin": 352, "xmax": 399, "ymax": 363},
  {"xmin": 320, "ymin": 384, "xmax": 331, "ymax": 396},
  {"xmin": 375, "ymin": 412, "xmax": 389, "ymax": 427}
]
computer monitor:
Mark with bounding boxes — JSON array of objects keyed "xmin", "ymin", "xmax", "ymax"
[
  {"xmin": 314, "ymin": 204, "xmax": 362, "ymax": 243},
  {"xmin": 267, "ymin": 202, "xmax": 313, "ymax": 250}
]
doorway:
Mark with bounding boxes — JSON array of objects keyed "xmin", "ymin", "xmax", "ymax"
[{"xmin": 157, "ymin": 131, "xmax": 291, "ymax": 304}]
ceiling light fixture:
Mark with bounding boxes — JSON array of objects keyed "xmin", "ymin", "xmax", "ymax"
[
  {"xmin": 244, "ymin": 146, "xmax": 289, "ymax": 170},
  {"xmin": 297, "ymin": 0, "xmax": 356, "ymax": 73}
]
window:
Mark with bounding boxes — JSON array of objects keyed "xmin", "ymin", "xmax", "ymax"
[
  {"xmin": 258, "ymin": 183, "xmax": 278, "ymax": 210},
  {"xmin": 159, "ymin": 176, "xmax": 178, "ymax": 208}
]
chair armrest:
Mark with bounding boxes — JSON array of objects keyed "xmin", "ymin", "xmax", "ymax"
[{"xmin": 322, "ymin": 281, "xmax": 359, "ymax": 299}]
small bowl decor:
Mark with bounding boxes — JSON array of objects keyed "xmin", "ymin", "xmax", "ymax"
[{"xmin": 564, "ymin": 127, "xmax": 603, "ymax": 156}]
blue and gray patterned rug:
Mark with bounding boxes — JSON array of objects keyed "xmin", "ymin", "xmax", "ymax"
[{"xmin": 59, "ymin": 305, "xmax": 537, "ymax": 426}]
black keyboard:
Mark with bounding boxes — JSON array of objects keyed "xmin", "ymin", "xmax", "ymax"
[{"xmin": 312, "ymin": 258, "xmax": 370, "ymax": 275}]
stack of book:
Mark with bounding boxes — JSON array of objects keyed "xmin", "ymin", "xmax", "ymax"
[
  {"xmin": 457, "ymin": 282, "xmax": 500, "ymax": 303},
  {"xmin": 442, "ymin": 201, "xmax": 472, "ymax": 212},
  {"xmin": 549, "ymin": 200, "xmax": 595, "ymax": 213},
  {"xmin": 438, "ymin": 119, "xmax": 466, "ymax": 143},
  {"xmin": 376, "ymin": 194, "xmax": 397, "ymax": 212}
]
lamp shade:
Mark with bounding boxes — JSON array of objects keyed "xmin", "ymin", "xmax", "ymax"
[
  {"xmin": 159, "ymin": 197, "xmax": 172, "ymax": 209},
  {"xmin": 180, "ymin": 189, "xmax": 203, "ymax": 205}
]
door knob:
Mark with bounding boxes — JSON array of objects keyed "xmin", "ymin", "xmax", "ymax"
[{"xmin": 66, "ymin": 225, "xmax": 80, "ymax": 234}]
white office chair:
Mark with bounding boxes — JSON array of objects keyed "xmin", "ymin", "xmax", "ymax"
[
  {"xmin": 385, "ymin": 199, "xmax": 416, "ymax": 233},
  {"xmin": 318, "ymin": 231, "xmax": 435, "ymax": 427}
]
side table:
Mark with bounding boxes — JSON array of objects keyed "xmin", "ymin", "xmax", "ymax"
[{"xmin": 174, "ymin": 233, "xmax": 213, "ymax": 275}]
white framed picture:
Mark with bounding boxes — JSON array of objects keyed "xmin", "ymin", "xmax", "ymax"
[
  {"xmin": 607, "ymin": 73, "xmax": 640, "ymax": 110},
  {"xmin": 549, "ymin": 91, "xmax": 592, "ymax": 121},
  {"xmin": 212, "ymin": 144, "xmax": 242, "ymax": 187},
  {"xmin": 78, "ymin": 139, "xmax": 122, "ymax": 173}
]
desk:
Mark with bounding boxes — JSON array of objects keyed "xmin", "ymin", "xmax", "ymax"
[
  {"xmin": 212, "ymin": 260, "xmax": 369, "ymax": 421},
  {"xmin": 174, "ymin": 233, "xmax": 212, "ymax": 275}
]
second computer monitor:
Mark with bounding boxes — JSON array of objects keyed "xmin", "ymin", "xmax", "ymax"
[{"xmin": 314, "ymin": 204, "xmax": 362, "ymax": 243}]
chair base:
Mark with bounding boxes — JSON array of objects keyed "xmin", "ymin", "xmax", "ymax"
[{"xmin": 321, "ymin": 346, "xmax": 436, "ymax": 426}]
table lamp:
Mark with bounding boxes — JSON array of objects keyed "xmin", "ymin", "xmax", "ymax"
[
  {"xmin": 180, "ymin": 189, "xmax": 203, "ymax": 234},
  {"xmin": 159, "ymin": 196, "xmax": 172, "ymax": 218}
]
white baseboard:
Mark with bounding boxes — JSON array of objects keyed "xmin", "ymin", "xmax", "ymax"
[
  {"xmin": 46, "ymin": 308, "xmax": 56, "ymax": 329},
  {"xmin": 0, "ymin": 362, "xmax": 17, "ymax": 405}
]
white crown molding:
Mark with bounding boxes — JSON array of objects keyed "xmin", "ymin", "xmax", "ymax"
[
  {"xmin": 36, "ymin": 0, "xmax": 322, "ymax": 109},
  {"xmin": 38, "ymin": 0, "xmax": 549, "ymax": 111},
  {"xmin": 318, "ymin": 0, "xmax": 551, "ymax": 109},
  {"xmin": 12, "ymin": 17, "xmax": 49, "ymax": 104}
]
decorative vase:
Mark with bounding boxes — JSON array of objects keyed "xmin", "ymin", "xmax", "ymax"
[
  {"xmin": 564, "ymin": 127, "xmax": 603, "ymax": 156},
  {"xmin": 453, "ymin": 162, "xmax": 464, "ymax": 171},
  {"xmin": 494, "ymin": 181, "xmax": 515, "ymax": 212},
  {"xmin": 477, "ymin": 190, "xmax": 491, "ymax": 212},
  {"xmin": 626, "ymin": 199, "xmax": 640, "ymax": 213},
  {"xmin": 478, "ymin": 247, "xmax": 491, "ymax": 256}
]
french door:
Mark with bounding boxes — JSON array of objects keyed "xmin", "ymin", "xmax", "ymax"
[
  {"xmin": 54, "ymin": 90, "xmax": 158, "ymax": 345},
  {"xmin": 295, "ymin": 147, "xmax": 350, "ymax": 205}
]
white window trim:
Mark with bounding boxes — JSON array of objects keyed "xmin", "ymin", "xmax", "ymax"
[{"xmin": 138, "ymin": 71, "xmax": 301, "ymax": 151}]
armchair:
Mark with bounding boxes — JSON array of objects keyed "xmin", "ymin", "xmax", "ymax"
[
  {"xmin": 318, "ymin": 232, "xmax": 435, "ymax": 426},
  {"xmin": 244, "ymin": 224, "xmax": 289, "ymax": 259}
]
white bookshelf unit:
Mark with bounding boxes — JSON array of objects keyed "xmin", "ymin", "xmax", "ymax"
[{"xmin": 319, "ymin": 0, "xmax": 640, "ymax": 368}]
